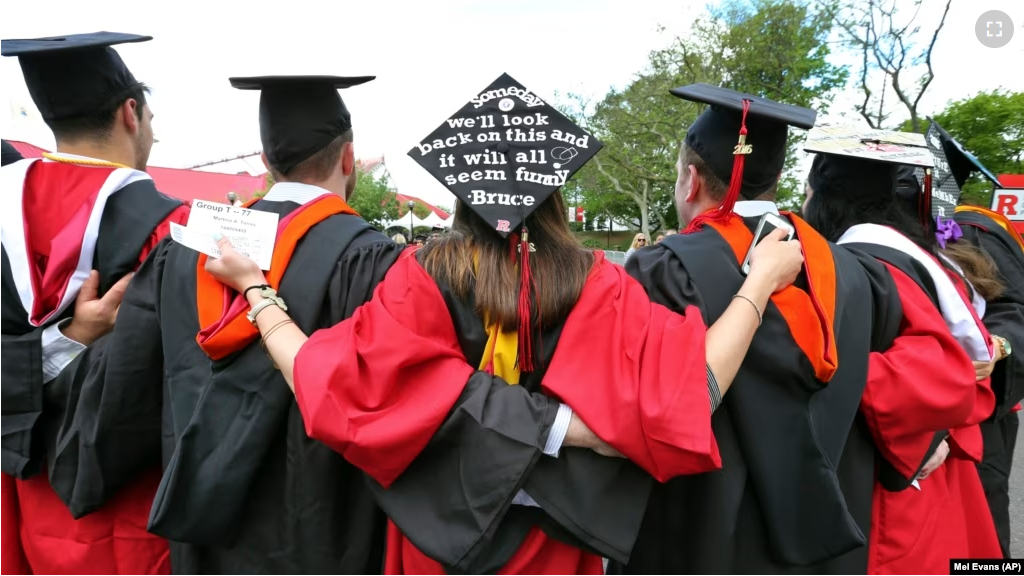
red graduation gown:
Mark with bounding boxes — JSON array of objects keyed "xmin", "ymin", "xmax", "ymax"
[
  {"xmin": 1, "ymin": 161, "xmax": 189, "ymax": 575},
  {"xmin": 293, "ymin": 250, "xmax": 719, "ymax": 574},
  {"xmin": 864, "ymin": 263, "xmax": 1002, "ymax": 574}
]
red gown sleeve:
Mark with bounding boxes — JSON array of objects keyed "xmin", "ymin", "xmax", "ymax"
[
  {"xmin": 1, "ymin": 474, "xmax": 29, "ymax": 575},
  {"xmin": 861, "ymin": 264, "xmax": 983, "ymax": 479},
  {"xmin": 138, "ymin": 203, "xmax": 190, "ymax": 264},
  {"xmin": 293, "ymin": 251, "xmax": 473, "ymax": 488},
  {"xmin": 540, "ymin": 258, "xmax": 720, "ymax": 482}
]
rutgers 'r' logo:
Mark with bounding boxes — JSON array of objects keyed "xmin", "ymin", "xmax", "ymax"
[{"xmin": 495, "ymin": 220, "xmax": 511, "ymax": 233}]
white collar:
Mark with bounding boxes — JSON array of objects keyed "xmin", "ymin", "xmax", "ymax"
[
  {"xmin": 733, "ymin": 200, "xmax": 780, "ymax": 218},
  {"xmin": 262, "ymin": 182, "xmax": 333, "ymax": 205}
]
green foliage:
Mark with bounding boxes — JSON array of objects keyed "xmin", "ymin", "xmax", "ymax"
[
  {"xmin": 399, "ymin": 201, "xmax": 433, "ymax": 220},
  {"xmin": 348, "ymin": 169, "xmax": 400, "ymax": 230},
  {"xmin": 716, "ymin": 0, "xmax": 848, "ymax": 205},
  {"xmin": 252, "ymin": 173, "xmax": 274, "ymax": 199},
  {"xmin": 928, "ymin": 90, "xmax": 1024, "ymax": 206},
  {"xmin": 580, "ymin": 238, "xmax": 604, "ymax": 249},
  {"xmin": 569, "ymin": 0, "xmax": 847, "ymax": 235}
]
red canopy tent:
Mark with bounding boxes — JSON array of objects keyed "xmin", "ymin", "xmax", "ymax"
[{"xmin": 6, "ymin": 140, "xmax": 269, "ymax": 204}]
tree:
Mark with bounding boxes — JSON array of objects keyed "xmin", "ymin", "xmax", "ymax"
[
  {"xmin": 924, "ymin": 90, "xmax": 1024, "ymax": 206},
  {"xmin": 838, "ymin": 0, "xmax": 952, "ymax": 132},
  {"xmin": 571, "ymin": 0, "xmax": 848, "ymax": 238},
  {"xmin": 252, "ymin": 173, "xmax": 274, "ymax": 199},
  {"xmin": 715, "ymin": 0, "xmax": 848, "ymax": 203},
  {"xmin": 348, "ymin": 169, "xmax": 400, "ymax": 230}
]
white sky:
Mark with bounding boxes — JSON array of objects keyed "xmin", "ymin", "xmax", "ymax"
[{"xmin": 2, "ymin": 0, "xmax": 1022, "ymax": 207}]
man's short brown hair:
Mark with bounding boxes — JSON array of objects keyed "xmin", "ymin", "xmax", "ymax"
[
  {"xmin": 271, "ymin": 128, "xmax": 353, "ymax": 182},
  {"xmin": 681, "ymin": 144, "xmax": 728, "ymax": 201},
  {"xmin": 680, "ymin": 143, "xmax": 778, "ymax": 201}
]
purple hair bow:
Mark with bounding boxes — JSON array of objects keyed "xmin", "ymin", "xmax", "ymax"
[{"xmin": 935, "ymin": 215, "xmax": 962, "ymax": 249}]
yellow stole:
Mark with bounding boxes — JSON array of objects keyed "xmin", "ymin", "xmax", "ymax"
[{"xmin": 475, "ymin": 253, "xmax": 521, "ymax": 384}]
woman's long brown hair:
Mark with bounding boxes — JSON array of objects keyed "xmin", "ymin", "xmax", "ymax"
[
  {"xmin": 941, "ymin": 242, "xmax": 1004, "ymax": 301},
  {"xmin": 419, "ymin": 191, "xmax": 594, "ymax": 331}
]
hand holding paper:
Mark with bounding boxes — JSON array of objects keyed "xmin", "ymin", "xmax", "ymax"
[
  {"xmin": 204, "ymin": 233, "xmax": 269, "ymax": 294},
  {"xmin": 170, "ymin": 200, "xmax": 278, "ymax": 269}
]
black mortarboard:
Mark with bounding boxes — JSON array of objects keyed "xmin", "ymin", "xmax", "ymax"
[
  {"xmin": 1, "ymin": 140, "xmax": 23, "ymax": 167},
  {"xmin": 808, "ymin": 153, "xmax": 899, "ymax": 204},
  {"xmin": 230, "ymin": 75, "xmax": 374, "ymax": 175},
  {"xmin": 1, "ymin": 32, "xmax": 150, "ymax": 122},
  {"xmin": 408, "ymin": 73, "xmax": 603, "ymax": 236},
  {"xmin": 671, "ymin": 84, "xmax": 817, "ymax": 210},
  {"xmin": 913, "ymin": 119, "xmax": 1004, "ymax": 216}
]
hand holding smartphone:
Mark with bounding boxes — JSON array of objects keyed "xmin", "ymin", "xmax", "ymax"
[{"xmin": 741, "ymin": 213, "xmax": 796, "ymax": 275}]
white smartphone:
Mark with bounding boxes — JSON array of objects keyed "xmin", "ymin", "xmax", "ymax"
[{"xmin": 741, "ymin": 212, "xmax": 795, "ymax": 275}]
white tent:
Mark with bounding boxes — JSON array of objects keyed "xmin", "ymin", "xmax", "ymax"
[{"xmin": 384, "ymin": 211, "xmax": 451, "ymax": 231}]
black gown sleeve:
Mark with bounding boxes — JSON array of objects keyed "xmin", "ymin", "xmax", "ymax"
[
  {"xmin": 44, "ymin": 240, "xmax": 169, "ymax": 518},
  {"xmin": 625, "ymin": 244, "xmax": 705, "ymax": 315},
  {"xmin": 367, "ymin": 369, "xmax": 560, "ymax": 574},
  {"xmin": 974, "ymin": 231, "xmax": 1024, "ymax": 417},
  {"xmin": 324, "ymin": 240, "xmax": 404, "ymax": 321},
  {"xmin": 1, "ymin": 327, "xmax": 46, "ymax": 478}
]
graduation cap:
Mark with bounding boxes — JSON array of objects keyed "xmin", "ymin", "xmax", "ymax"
[
  {"xmin": 407, "ymin": 73, "xmax": 603, "ymax": 236},
  {"xmin": 1, "ymin": 32, "xmax": 150, "ymax": 123},
  {"xmin": 909, "ymin": 119, "xmax": 1005, "ymax": 217},
  {"xmin": 805, "ymin": 126, "xmax": 936, "ymax": 227},
  {"xmin": 930, "ymin": 120, "xmax": 1001, "ymax": 190},
  {"xmin": 230, "ymin": 75, "xmax": 374, "ymax": 175},
  {"xmin": 670, "ymin": 83, "xmax": 816, "ymax": 230}
]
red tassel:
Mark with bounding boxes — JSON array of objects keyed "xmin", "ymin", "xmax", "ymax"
[
  {"xmin": 685, "ymin": 99, "xmax": 752, "ymax": 234},
  {"xmin": 921, "ymin": 169, "xmax": 933, "ymax": 229},
  {"xmin": 516, "ymin": 226, "xmax": 535, "ymax": 373}
]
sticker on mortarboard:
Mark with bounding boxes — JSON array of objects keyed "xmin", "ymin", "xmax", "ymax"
[
  {"xmin": 408, "ymin": 73, "xmax": 603, "ymax": 235},
  {"xmin": 804, "ymin": 125, "xmax": 934, "ymax": 168}
]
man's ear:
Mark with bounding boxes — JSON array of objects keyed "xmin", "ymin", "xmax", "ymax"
[
  {"xmin": 684, "ymin": 164, "xmax": 700, "ymax": 203},
  {"xmin": 260, "ymin": 152, "xmax": 272, "ymax": 173},
  {"xmin": 122, "ymin": 99, "xmax": 140, "ymax": 135},
  {"xmin": 341, "ymin": 142, "xmax": 355, "ymax": 176}
]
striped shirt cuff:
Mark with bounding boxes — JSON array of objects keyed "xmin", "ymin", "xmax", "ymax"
[
  {"xmin": 41, "ymin": 320, "xmax": 88, "ymax": 384},
  {"xmin": 543, "ymin": 403, "xmax": 573, "ymax": 457},
  {"xmin": 708, "ymin": 364, "xmax": 722, "ymax": 413}
]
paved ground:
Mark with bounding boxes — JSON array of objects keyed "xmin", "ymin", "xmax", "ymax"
[{"xmin": 1010, "ymin": 421, "xmax": 1023, "ymax": 557}]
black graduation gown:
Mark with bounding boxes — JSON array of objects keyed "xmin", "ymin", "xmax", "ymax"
[
  {"xmin": 612, "ymin": 215, "xmax": 902, "ymax": 574},
  {"xmin": 955, "ymin": 209, "xmax": 1024, "ymax": 557},
  {"xmin": 47, "ymin": 199, "xmax": 400, "ymax": 574},
  {"xmin": 2, "ymin": 177, "xmax": 182, "ymax": 480}
]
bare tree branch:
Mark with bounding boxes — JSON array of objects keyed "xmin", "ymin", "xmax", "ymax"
[
  {"xmin": 912, "ymin": 0, "xmax": 951, "ymax": 117},
  {"xmin": 839, "ymin": 0, "xmax": 950, "ymax": 130}
]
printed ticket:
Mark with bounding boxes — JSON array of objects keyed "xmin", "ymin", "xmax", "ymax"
[{"xmin": 170, "ymin": 200, "xmax": 278, "ymax": 270}]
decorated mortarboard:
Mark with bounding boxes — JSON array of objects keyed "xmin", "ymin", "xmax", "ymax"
[
  {"xmin": 802, "ymin": 125, "xmax": 934, "ymax": 168},
  {"xmin": 670, "ymin": 83, "xmax": 816, "ymax": 230},
  {"xmin": 408, "ymin": 73, "xmax": 602, "ymax": 236},
  {"xmin": 408, "ymin": 73, "xmax": 603, "ymax": 373},
  {"xmin": 905, "ymin": 119, "xmax": 1004, "ymax": 218},
  {"xmin": 1, "ymin": 32, "xmax": 151, "ymax": 122},
  {"xmin": 230, "ymin": 75, "xmax": 374, "ymax": 175},
  {"xmin": 804, "ymin": 125, "xmax": 936, "ymax": 226}
]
